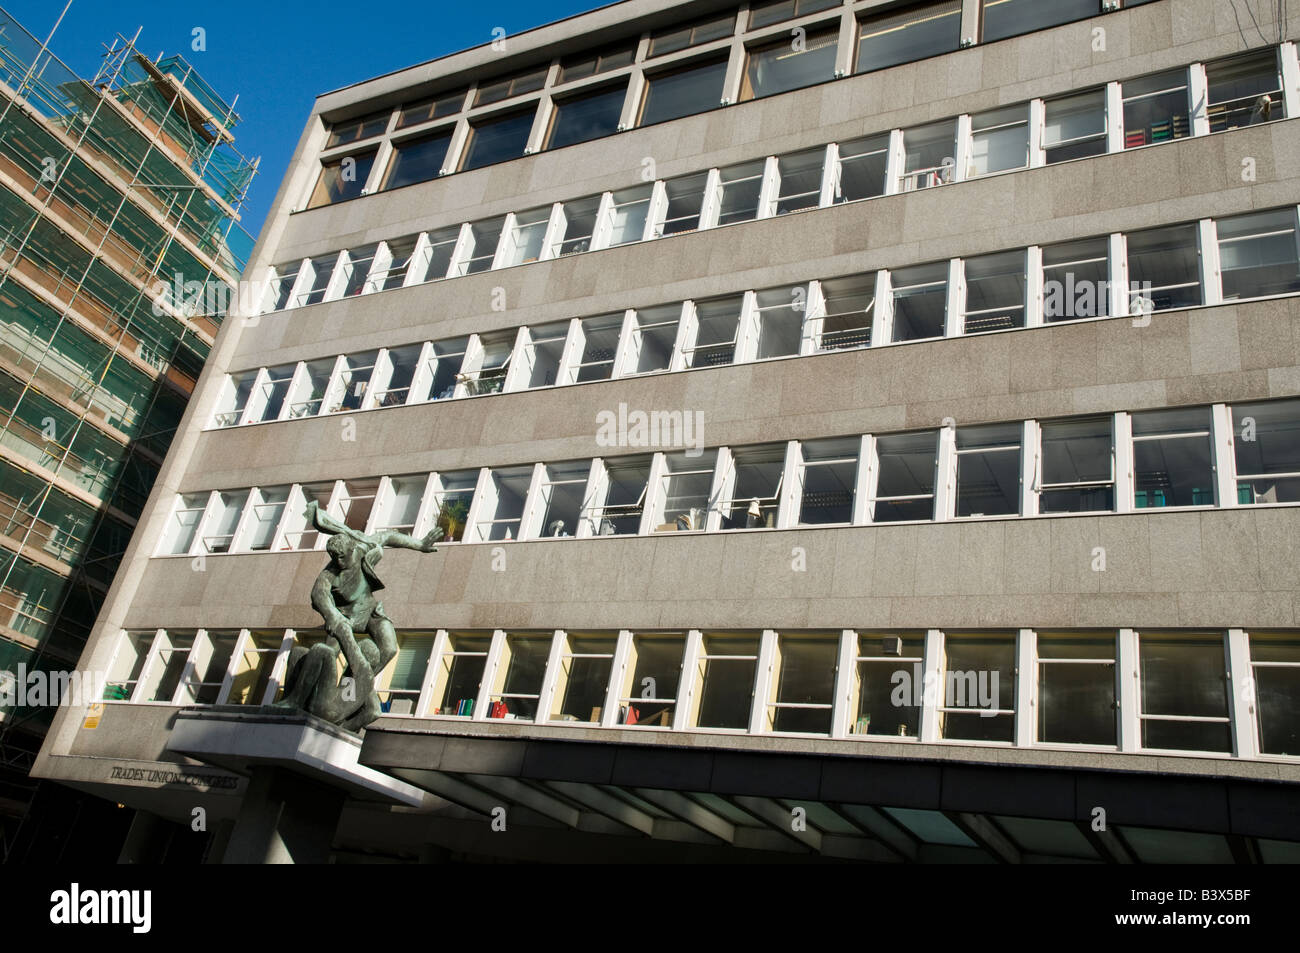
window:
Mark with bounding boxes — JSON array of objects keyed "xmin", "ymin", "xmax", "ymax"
[
  {"xmin": 590, "ymin": 456, "xmax": 652, "ymax": 535},
  {"xmin": 1037, "ymin": 631, "xmax": 1116, "ymax": 746},
  {"xmin": 856, "ymin": 1, "xmax": 961, "ymax": 74},
  {"xmin": 266, "ymin": 261, "xmax": 301, "ymax": 311},
  {"xmin": 1038, "ymin": 416, "xmax": 1114, "ymax": 512},
  {"xmin": 655, "ymin": 451, "xmax": 716, "ymax": 532},
  {"xmin": 890, "ymin": 262, "xmax": 948, "ymax": 341},
  {"xmin": 460, "ymin": 109, "xmax": 535, "ymax": 171},
  {"xmin": 431, "ymin": 471, "xmax": 477, "ymax": 542},
  {"xmin": 549, "ymin": 633, "xmax": 617, "ymax": 722},
  {"xmin": 228, "ymin": 631, "xmax": 287, "ymax": 706},
  {"xmin": 427, "ymin": 338, "xmax": 468, "ymax": 401},
  {"xmin": 474, "ymin": 66, "xmax": 548, "ymax": 107},
  {"xmin": 1233, "ymin": 399, "xmax": 1300, "ymax": 504},
  {"xmin": 1043, "ymin": 237, "xmax": 1110, "ymax": 321},
  {"xmin": 547, "ymin": 82, "xmax": 627, "ymax": 149},
  {"xmin": 1217, "ymin": 208, "xmax": 1300, "ymax": 301},
  {"xmin": 375, "ymin": 476, "xmax": 426, "ymax": 534},
  {"xmin": 374, "ymin": 344, "xmax": 424, "ymax": 408},
  {"xmin": 1122, "ymin": 69, "xmax": 1190, "ymax": 148},
  {"xmin": 1126, "ymin": 223, "xmax": 1201, "ymax": 312},
  {"xmin": 968, "ymin": 105, "xmax": 1028, "ymax": 177},
  {"xmin": 639, "ymin": 56, "xmax": 729, "ymax": 126},
  {"xmin": 201, "ymin": 491, "xmax": 248, "ymax": 554},
  {"xmin": 242, "ymin": 486, "xmax": 289, "ymax": 551},
  {"xmin": 872, "ymin": 431, "xmax": 939, "ymax": 522},
  {"xmin": 331, "ymin": 351, "xmax": 377, "ymax": 413},
  {"xmin": 161, "ymin": 493, "xmax": 207, "ymax": 554},
  {"xmin": 521, "ymin": 320, "xmax": 569, "ymax": 389},
  {"xmin": 753, "ymin": 286, "xmax": 803, "ymax": 358},
  {"xmin": 1139, "ymin": 632, "xmax": 1231, "ymax": 752},
  {"xmin": 557, "ymin": 195, "xmax": 601, "ymax": 255},
  {"xmin": 1043, "ymin": 88, "xmax": 1108, "ymax": 163},
  {"xmin": 178, "ymin": 630, "xmax": 239, "ymax": 705},
  {"xmin": 338, "ymin": 243, "xmax": 379, "ymax": 298},
  {"xmin": 417, "ymin": 227, "xmax": 461, "ymax": 285},
  {"xmin": 940, "ymin": 632, "xmax": 1016, "ymax": 742},
  {"xmin": 962, "ymin": 250, "xmax": 1026, "ymax": 333},
  {"xmin": 648, "ymin": 13, "xmax": 734, "ymax": 57},
  {"xmin": 560, "ymin": 45, "xmax": 636, "ymax": 83},
  {"xmin": 213, "ymin": 371, "xmax": 256, "ymax": 427},
  {"xmin": 720, "ymin": 443, "xmax": 785, "ymax": 529},
  {"xmin": 252, "ymin": 363, "xmax": 295, "ymax": 422},
  {"xmin": 750, "ymin": 0, "xmax": 840, "ymax": 29},
  {"xmin": 383, "ymin": 130, "xmax": 452, "ymax": 189},
  {"xmin": 285, "ymin": 358, "xmax": 334, "ymax": 419},
  {"xmin": 835, "ymin": 134, "xmax": 889, "ymax": 202},
  {"xmin": 767, "ymin": 634, "xmax": 837, "ymax": 734},
  {"xmin": 397, "ymin": 89, "xmax": 466, "ymax": 128},
  {"xmin": 1207, "ymin": 50, "xmax": 1285, "ymax": 132},
  {"xmin": 900, "ymin": 121, "xmax": 956, "ymax": 191},
  {"xmin": 1131, "ymin": 407, "xmax": 1214, "ymax": 508},
  {"xmin": 683, "ymin": 296, "xmax": 741, "ymax": 368},
  {"xmin": 502, "ymin": 207, "xmax": 552, "ymax": 267},
  {"xmin": 620, "ymin": 633, "xmax": 685, "ymax": 726},
  {"xmin": 798, "ymin": 437, "xmax": 858, "ymax": 524},
  {"xmin": 368, "ymin": 236, "xmax": 419, "ymax": 290},
  {"xmin": 955, "ymin": 423, "xmax": 1021, "ymax": 517},
  {"xmin": 460, "ymin": 218, "xmax": 505, "ymax": 275},
  {"xmin": 434, "ymin": 632, "xmax": 490, "ymax": 717},
  {"xmin": 627, "ymin": 305, "xmax": 679, "ymax": 374},
  {"xmin": 336, "ymin": 479, "xmax": 379, "ymax": 532},
  {"xmin": 280, "ymin": 483, "xmax": 332, "ymax": 550},
  {"xmin": 471, "ymin": 467, "xmax": 530, "ymax": 542},
  {"xmin": 292, "ymin": 254, "xmax": 339, "ymax": 308},
  {"xmin": 1250, "ymin": 632, "xmax": 1300, "ymax": 756},
  {"xmin": 853, "ymin": 633, "xmax": 924, "ymax": 737},
  {"xmin": 462, "ymin": 330, "xmax": 514, "ymax": 396},
  {"xmin": 741, "ymin": 26, "xmax": 839, "ymax": 101},
  {"xmin": 537, "ymin": 461, "xmax": 590, "ymax": 538},
  {"xmin": 818, "ymin": 273, "xmax": 874, "ymax": 349},
  {"xmin": 308, "ymin": 151, "xmax": 375, "ymax": 208},
  {"xmin": 325, "ymin": 111, "xmax": 389, "ymax": 148},
  {"xmin": 381, "ymin": 633, "xmax": 434, "ymax": 714},
  {"xmin": 717, "ymin": 160, "xmax": 766, "ymax": 226},
  {"xmin": 982, "ymin": 0, "xmax": 1098, "ymax": 43},
  {"xmin": 657, "ymin": 172, "xmax": 709, "ymax": 236},
  {"xmin": 695, "ymin": 634, "xmax": 760, "ymax": 730},
  {"xmin": 487, "ymin": 634, "xmax": 550, "ymax": 719},
  {"xmin": 609, "ymin": 185, "xmax": 652, "ymax": 246},
  {"xmin": 774, "ymin": 148, "xmax": 825, "ymax": 214},
  {"xmin": 572, "ymin": 313, "xmax": 623, "ymax": 382}
]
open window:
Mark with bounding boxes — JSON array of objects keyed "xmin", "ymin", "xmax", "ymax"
[
  {"xmin": 373, "ymin": 344, "xmax": 424, "ymax": 407},
  {"xmin": 159, "ymin": 493, "xmax": 207, "ymax": 555},
  {"xmin": 963, "ymin": 250, "xmax": 1026, "ymax": 333},
  {"xmin": 1206, "ymin": 49, "xmax": 1286, "ymax": 132},
  {"xmin": 459, "ymin": 217, "xmax": 506, "ymax": 275},
  {"xmin": 939, "ymin": 632, "xmax": 1016, "ymax": 743},
  {"xmin": 817, "ymin": 274, "xmax": 874, "ymax": 350},
  {"xmin": 178, "ymin": 629, "xmax": 240, "ymax": 705},
  {"xmin": 279, "ymin": 483, "xmax": 333, "ymax": 550},
  {"xmin": 890, "ymin": 262, "xmax": 948, "ymax": 341},
  {"xmin": 753, "ymin": 286, "xmax": 804, "ymax": 358},
  {"xmin": 900, "ymin": 121, "xmax": 956, "ymax": 191},
  {"xmin": 502, "ymin": 206, "xmax": 553, "ymax": 267},
  {"xmin": 430, "ymin": 470, "xmax": 478, "ymax": 543},
  {"xmin": 1131, "ymin": 407, "xmax": 1214, "ymax": 508},
  {"xmin": 1232, "ymin": 398, "xmax": 1300, "ymax": 504},
  {"xmin": 250, "ymin": 363, "xmax": 296, "ymax": 422},
  {"xmin": 460, "ymin": 330, "xmax": 515, "ymax": 396},
  {"xmin": 852, "ymin": 632, "xmax": 925, "ymax": 738},
  {"xmin": 834, "ymin": 134, "xmax": 889, "ymax": 202},
  {"xmin": 240, "ymin": 486, "xmax": 290, "ymax": 551},
  {"xmin": 432, "ymin": 632, "xmax": 491, "ymax": 717},
  {"xmin": 618, "ymin": 633, "xmax": 685, "ymax": 727},
  {"xmin": 717, "ymin": 160, "xmax": 766, "ymax": 225},
  {"xmin": 557, "ymin": 195, "xmax": 601, "ymax": 256},
  {"xmin": 741, "ymin": 24, "xmax": 839, "ymax": 101},
  {"xmin": 418, "ymin": 227, "xmax": 462, "ymax": 284},
  {"xmin": 774, "ymin": 148, "xmax": 826, "ymax": 214},
  {"xmin": 472, "ymin": 467, "xmax": 532, "ymax": 542},
  {"xmin": 282, "ymin": 358, "xmax": 333, "ymax": 420},
  {"xmin": 657, "ymin": 172, "xmax": 709, "ymax": 236},
  {"xmin": 212, "ymin": 371, "xmax": 256, "ymax": 427},
  {"xmin": 1121, "ymin": 69, "xmax": 1190, "ymax": 148},
  {"xmin": 626, "ymin": 305, "xmax": 679, "ymax": 374},
  {"xmin": 520, "ymin": 320, "xmax": 569, "ymax": 389},
  {"xmin": 1043, "ymin": 87, "xmax": 1108, "ymax": 164},
  {"xmin": 1216, "ymin": 208, "xmax": 1300, "ymax": 301},
  {"xmin": 653, "ymin": 451, "xmax": 717, "ymax": 533},
  {"xmin": 374, "ymin": 476, "xmax": 427, "ymax": 534},
  {"xmin": 549, "ymin": 632, "xmax": 617, "ymax": 723},
  {"xmin": 571, "ymin": 313, "xmax": 623, "ymax": 382},
  {"xmin": 535, "ymin": 461, "xmax": 591, "ymax": 538},
  {"xmin": 1037, "ymin": 631, "xmax": 1117, "ymax": 746},
  {"xmin": 1250, "ymin": 631, "xmax": 1300, "ymax": 756},
  {"xmin": 427, "ymin": 338, "xmax": 469, "ymax": 401},
  {"xmin": 1042, "ymin": 237, "xmax": 1110, "ymax": 321},
  {"xmin": 1126, "ymin": 223, "xmax": 1202, "ymax": 312},
  {"xmin": 856, "ymin": 1, "xmax": 961, "ymax": 74},
  {"xmin": 720, "ymin": 443, "xmax": 786, "ymax": 529},
  {"xmin": 1038, "ymin": 416, "xmax": 1114, "ymax": 513},
  {"xmin": 338, "ymin": 243, "xmax": 379, "ymax": 298},
  {"xmin": 969, "ymin": 105, "xmax": 1029, "ymax": 177},
  {"xmin": 589, "ymin": 455, "xmax": 652, "ymax": 536},
  {"xmin": 380, "ymin": 632, "xmax": 435, "ymax": 715},
  {"xmin": 871, "ymin": 431, "xmax": 938, "ymax": 522},
  {"xmin": 1139, "ymin": 631, "xmax": 1231, "ymax": 753},
  {"xmin": 683, "ymin": 296, "xmax": 742, "ymax": 368},
  {"xmin": 265, "ymin": 261, "xmax": 302, "ymax": 312},
  {"xmin": 486, "ymin": 633, "xmax": 551, "ymax": 719},
  {"xmin": 766, "ymin": 633, "xmax": 837, "ymax": 735},
  {"xmin": 798, "ymin": 437, "xmax": 858, "ymax": 525},
  {"xmin": 608, "ymin": 185, "xmax": 653, "ymax": 246},
  {"xmin": 331, "ymin": 351, "xmax": 378, "ymax": 412},
  {"xmin": 694, "ymin": 633, "xmax": 760, "ymax": 730},
  {"xmin": 954, "ymin": 423, "xmax": 1021, "ymax": 517},
  {"xmin": 336, "ymin": 479, "xmax": 379, "ymax": 532},
  {"xmin": 292, "ymin": 253, "xmax": 340, "ymax": 308},
  {"xmin": 200, "ymin": 490, "xmax": 248, "ymax": 555}
]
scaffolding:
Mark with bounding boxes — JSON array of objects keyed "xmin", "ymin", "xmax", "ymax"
[{"xmin": 0, "ymin": 4, "xmax": 258, "ymax": 845}]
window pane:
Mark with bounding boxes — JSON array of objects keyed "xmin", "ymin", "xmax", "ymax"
[
  {"xmin": 548, "ymin": 82, "xmax": 627, "ymax": 149},
  {"xmin": 1140, "ymin": 634, "xmax": 1230, "ymax": 752},
  {"xmin": 624, "ymin": 635, "xmax": 683, "ymax": 725},
  {"xmin": 982, "ymin": 0, "xmax": 1099, "ymax": 43},
  {"xmin": 1039, "ymin": 416, "xmax": 1114, "ymax": 513},
  {"xmin": 856, "ymin": 633, "xmax": 925, "ymax": 737},
  {"xmin": 475, "ymin": 67, "xmax": 547, "ymax": 107},
  {"xmin": 771, "ymin": 636, "xmax": 836, "ymax": 735},
  {"xmin": 799, "ymin": 437, "xmax": 858, "ymax": 524},
  {"xmin": 523, "ymin": 320, "xmax": 569, "ymax": 388},
  {"xmin": 659, "ymin": 172, "xmax": 709, "ymax": 235},
  {"xmin": 1217, "ymin": 208, "xmax": 1300, "ymax": 301},
  {"xmin": 941, "ymin": 634, "xmax": 1015, "ymax": 742},
  {"xmin": 722, "ymin": 443, "xmax": 785, "ymax": 529},
  {"xmin": 742, "ymin": 27, "xmax": 839, "ymax": 101},
  {"xmin": 308, "ymin": 151, "xmax": 375, "ymax": 208},
  {"xmin": 649, "ymin": 13, "xmax": 734, "ymax": 57},
  {"xmin": 558, "ymin": 195, "xmax": 601, "ymax": 256},
  {"xmin": 901, "ymin": 121, "xmax": 956, "ymax": 191},
  {"xmin": 609, "ymin": 186, "xmax": 651, "ymax": 246},
  {"xmin": 685, "ymin": 296, "xmax": 741, "ymax": 368},
  {"xmin": 697, "ymin": 635, "xmax": 759, "ymax": 729},
  {"xmin": 1122, "ymin": 69, "xmax": 1190, "ymax": 148},
  {"xmin": 1207, "ymin": 50, "xmax": 1285, "ymax": 133},
  {"xmin": 891, "ymin": 262, "xmax": 948, "ymax": 341},
  {"xmin": 955, "ymin": 423, "xmax": 1021, "ymax": 517},
  {"xmin": 640, "ymin": 56, "xmax": 728, "ymax": 125},
  {"xmin": 717, "ymin": 160, "xmax": 765, "ymax": 225},
  {"xmin": 398, "ymin": 90, "xmax": 466, "ymax": 127},
  {"xmin": 657, "ymin": 451, "xmax": 717, "ymax": 531},
  {"xmin": 969, "ymin": 105, "xmax": 1028, "ymax": 177},
  {"xmin": 750, "ymin": 0, "xmax": 840, "ymax": 29},
  {"xmin": 326, "ymin": 111, "xmax": 389, "ymax": 148},
  {"xmin": 1233, "ymin": 399, "xmax": 1300, "ymax": 503},
  {"xmin": 431, "ymin": 471, "xmax": 477, "ymax": 542},
  {"xmin": 595, "ymin": 456, "xmax": 651, "ymax": 535},
  {"xmin": 963, "ymin": 250, "xmax": 1025, "ymax": 333},
  {"xmin": 1252, "ymin": 634, "xmax": 1300, "ymax": 756},
  {"xmin": 1043, "ymin": 237, "xmax": 1109, "ymax": 320},
  {"xmin": 775, "ymin": 148, "xmax": 825, "ymax": 214},
  {"xmin": 873, "ymin": 431, "xmax": 937, "ymax": 521},
  {"xmin": 1127, "ymin": 223, "xmax": 1201, "ymax": 312},
  {"xmin": 857, "ymin": 1, "xmax": 961, "ymax": 74},
  {"xmin": 383, "ymin": 131, "xmax": 452, "ymax": 189},
  {"xmin": 461, "ymin": 109, "xmax": 535, "ymax": 171},
  {"xmin": 754, "ymin": 286, "xmax": 803, "ymax": 358},
  {"xmin": 538, "ymin": 460, "xmax": 589, "ymax": 537},
  {"xmin": 1131, "ymin": 407, "xmax": 1214, "ymax": 508},
  {"xmin": 560, "ymin": 45, "xmax": 636, "ymax": 83},
  {"xmin": 552, "ymin": 636, "xmax": 616, "ymax": 722},
  {"xmin": 836, "ymin": 134, "xmax": 889, "ymax": 202},
  {"xmin": 1043, "ymin": 88, "xmax": 1108, "ymax": 164},
  {"xmin": 575, "ymin": 313, "xmax": 622, "ymax": 382},
  {"xmin": 819, "ymin": 273, "xmax": 875, "ymax": 349},
  {"xmin": 1037, "ymin": 632, "xmax": 1116, "ymax": 745}
]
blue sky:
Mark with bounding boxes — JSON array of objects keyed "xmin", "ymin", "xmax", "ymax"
[{"xmin": 5, "ymin": 0, "xmax": 610, "ymax": 239}]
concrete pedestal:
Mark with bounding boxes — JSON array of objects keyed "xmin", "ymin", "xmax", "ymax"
[{"xmin": 223, "ymin": 766, "xmax": 345, "ymax": 864}]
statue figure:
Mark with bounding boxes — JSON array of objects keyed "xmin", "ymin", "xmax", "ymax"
[{"xmin": 273, "ymin": 500, "xmax": 441, "ymax": 730}]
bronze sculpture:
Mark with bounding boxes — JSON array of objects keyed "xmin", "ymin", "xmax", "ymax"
[{"xmin": 274, "ymin": 500, "xmax": 441, "ymax": 730}]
